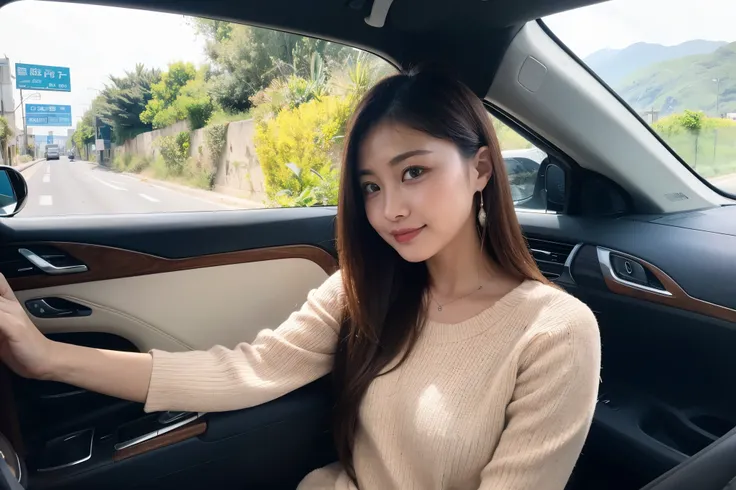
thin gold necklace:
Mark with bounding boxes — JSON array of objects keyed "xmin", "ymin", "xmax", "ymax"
[
  {"xmin": 430, "ymin": 266, "xmax": 484, "ymax": 312},
  {"xmin": 430, "ymin": 283, "xmax": 483, "ymax": 311}
]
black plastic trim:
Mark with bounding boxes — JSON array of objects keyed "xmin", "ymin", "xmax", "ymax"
[
  {"xmin": 0, "ymin": 208, "xmax": 338, "ymax": 259},
  {"xmin": 518, "ymin": 208, "xmax": 736, "ymax": 311}
]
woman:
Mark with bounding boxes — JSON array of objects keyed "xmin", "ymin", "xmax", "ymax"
[{"xmin": 0, "ymin": 70, "xmax": 600, "ymax": 490}]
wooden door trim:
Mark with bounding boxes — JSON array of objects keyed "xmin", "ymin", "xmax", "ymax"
[
  {"xmin": 597, "ymin": 246, "xmax": 736, "ymax": 323},
  {"xmin": 112, "ymin": 421, "xmax": 207, "ymax": 462},
  {"xmin": 9, "ymin": 243, "xmax": 338, "ymax": 291}
]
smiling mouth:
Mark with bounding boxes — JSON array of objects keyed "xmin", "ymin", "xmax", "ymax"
[{"xmin": 390, "ymin": 226, "xmax": 426, "ymax": 244}]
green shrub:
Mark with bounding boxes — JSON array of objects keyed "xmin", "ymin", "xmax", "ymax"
[
  {"xmin": 205, "ymin": 123, "xmax": 228, "ymax": 165},
  {"xmin": 183, "ymin": 156, "xmax": 217, "ymax": 190},
  {"xmin": 180, "ymin": 91, "xmax": 214, "ymax": 130},
  {"xmin": 0, "ymin": 116, "xmax": 13, "ymax": 147},
  {"xmin": 254, "ymin": 95, "xmax": 351, "ymax": 205},
  {"xmin": 129, "ymin": 155, "xmax": 152, "ymax": 173},
  {"xmin": 207, "ymin": 109, "xmax": 252, "ymax": 126},
  {"xmin": 250, "ymin": 74, "xmax": 327, "ymax": 123},
  {"xmin": 156, "ymin": 131, "xmax": 190, "ymax": 175},
  {"xmin": 652, "ymin": 112, "xmax": 736, "ymax": 176},
  {"xmin": 112, "ymin": 153, "xmax": 131, "ymax": 171},
  {"xmin": 272, "ymin": 167, "xmax": 340, "ymax": 207},
  {"xmin": 150, "ymin": 155, "xmax": 169, "ymax": 179},
  {"xmin": 112, "ymin": 153, "xmax": 151, "ymax": 173}
]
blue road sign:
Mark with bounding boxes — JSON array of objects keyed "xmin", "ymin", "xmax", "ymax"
[
  {"xmin": 47, "ymin": 134, "xmax": 53, "ymax": 144},
  {"xmin": 26, "ymin": 104, "xmax": 72, "ymax": 127},
  {"xmin": 15, "ymin": 63, "xmax": 71, "ymax": 92}
]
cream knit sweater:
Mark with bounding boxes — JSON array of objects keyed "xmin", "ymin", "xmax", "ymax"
[{"xmin": 145, "ymin": 271, "xmax": 601, "ymax": 490}]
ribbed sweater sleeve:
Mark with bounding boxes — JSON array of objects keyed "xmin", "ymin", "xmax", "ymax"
[
  {"xmin": 476, "ymin": 299, "xmax": 601, "ymax": 490},
  {"xmin": 143, "ymin": 271, "xmax": 345, "ymax": 413}
]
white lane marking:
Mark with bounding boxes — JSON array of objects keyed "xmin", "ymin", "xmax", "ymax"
[
  {"xmin": 92, "ymin": 176, "xmax": 127, "ymax": 191},
  {"xmin": 43, "ymin": 174, "xmax": 50, "ymax": 183},
  {"xmin": 139, "ymin": 193, "xmax": 160, "ymax": 202},
  {"xmin": 118, "ymin": 175, "xmax": 137, "ymax": 181},
  {"xmin": 39, "ymin": 195, "xmax": 53, "ymax": 206},
  {"xmin": 151, "ymin": 184, "xmax": 169, "ymax": 192},
  {"xmin": 45, "ymin": 165, "xmax": 50, "ymax": 174}
]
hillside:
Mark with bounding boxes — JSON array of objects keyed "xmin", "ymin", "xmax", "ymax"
[
  {"xmin": 614, "ymin": 42, "xmax": 736, "ymax": 116},
  {"xmin": 584, "ymin": 40, "xmax": 726, "ymax": 86}
]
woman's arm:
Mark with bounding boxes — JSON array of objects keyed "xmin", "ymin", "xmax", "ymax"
[
  {"xmin": 47, "ymin": 344, "xmax": 153, "ymax": 403},
  {"xmin": 144, "ymin": 271, "xmax": 345, "ymax": 412},
  {"xmin": 0, "ymin": 271, "xmax": 345, "ymax": 413},
  {"xmin": 477, "ymin": 302, "xmax": 601, "ymax": 490}
]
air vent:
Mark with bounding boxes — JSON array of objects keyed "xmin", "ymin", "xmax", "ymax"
[{"xmin": 526, "ymin": 238, "xmax": 576, "ymax": 280}]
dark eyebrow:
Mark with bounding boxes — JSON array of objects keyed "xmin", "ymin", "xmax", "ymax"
[
  {"xmin": 390, "ymin": 149, "xmax": 433, "ymax": 165},
  {"xmin": 359, "ymin": 149, "xmax": 433, "ymax": 176}
]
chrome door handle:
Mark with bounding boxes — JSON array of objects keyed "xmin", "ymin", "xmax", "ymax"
[{"xmin": 18, "ymin": 248, "xmax": 88, "ymax": 275}]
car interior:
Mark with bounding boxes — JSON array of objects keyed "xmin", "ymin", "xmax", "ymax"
[{"xmin": 0, "ymin": 0, "xmax": 735, "ymax": 489}]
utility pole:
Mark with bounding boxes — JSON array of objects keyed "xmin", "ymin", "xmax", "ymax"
[
  {"xmin": 20, "ymin": 88, "xmax": 27, "ymax": 156},
  {"xmin": 0, "ymin": 62, "xmax": 4, "ymax": 116},
  {"xmin": 713, "ymin": 78, "xmax": 721, "ymax": 118},
  {"xmin": 643, "ymin": 107, "xmax": 659, "ymax": 124},
  {"xmin": 712, "ymin": 78, "xmax": 721, "ymax": 165}
]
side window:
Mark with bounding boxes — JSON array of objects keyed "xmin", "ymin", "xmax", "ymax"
[
  {"xmin": 490, "ymin": 116, "xmax": 549, "ymax": 210},
  {"xmin": 0, "ymin": 1, "xmax": 396, "ymax": 217}
]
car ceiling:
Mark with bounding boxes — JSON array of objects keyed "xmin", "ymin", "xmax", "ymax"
[{"xmin": 1, "ymin": 0, "xmax": 608, "ymax": 95}]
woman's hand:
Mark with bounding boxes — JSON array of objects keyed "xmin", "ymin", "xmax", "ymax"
[
  {"xmin": 0, "ymin": 273, "xmax": 152, "ymax": 403},
  {"xmin": 0, "ymin": 274, "xmax": 54, "ymax": 379}
]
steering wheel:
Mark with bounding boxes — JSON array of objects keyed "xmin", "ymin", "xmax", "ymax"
[{"xmin": 0, "ymin": 432, "xmax": 25, "ymax": 490}]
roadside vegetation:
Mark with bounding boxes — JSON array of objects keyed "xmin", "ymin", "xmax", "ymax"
[
  {"xmin": 652, "ymin": 110, "xmax": 736, "ymax": 178},
  {"xmin": 0, "ymin": 116, "xmax": 12, "ymax": 164},
  {"xmin": 80, "ymin": 19, "xmax": 397, "ymax": 205}
]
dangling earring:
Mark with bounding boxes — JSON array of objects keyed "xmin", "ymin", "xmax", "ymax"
[{"xmin": 478, "ymin": 192, "xmax": 487, "ymax": 226}]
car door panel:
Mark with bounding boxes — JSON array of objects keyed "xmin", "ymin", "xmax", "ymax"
[
  {"xmin": 0, "ymin": 209, "xmax": 340, "ymax": 490},
  {"xmin": 13, "ymin": 251, "xmax": 332, "ymax": 352},
  {"xmin": 28, "ymin": 378, "xmax": 335, "ymax": 490},
  {"xmin": 518, "ymin": 207, "xmax": 736, "ymax": 489}
]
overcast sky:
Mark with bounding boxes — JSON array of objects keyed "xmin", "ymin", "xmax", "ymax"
[
  {"xmin": 0, "ymin": 1, "xmax": 207, "ymax": 134},
  {"xmin": 545, "ymin": 0, "xmax": 735, "ymax": 57},
  {"xmin": 1, "ymin": 0, "xmax": 734, "ymax": 135}
]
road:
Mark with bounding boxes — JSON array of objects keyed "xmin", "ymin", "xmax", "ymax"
[{"xmin": 18, "ymin": 157, "xmax": 241, "ymax": 217}]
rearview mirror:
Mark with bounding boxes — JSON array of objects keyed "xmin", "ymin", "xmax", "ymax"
[
  {"xmin": 544, "ymin": 163, "xmax": 566, "ymax": 211},
  {"xmin": 0, "ymin": 166, "xmax": 29, "ymax": 217}
]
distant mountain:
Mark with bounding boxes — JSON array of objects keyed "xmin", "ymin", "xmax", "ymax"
[
  {"xmin": 614, "ymin": 42, "xmax": 736, "ymax": 116},
  {"xmin": 584, "ymin": 40, "xmax": 727, "ymax": 86}
]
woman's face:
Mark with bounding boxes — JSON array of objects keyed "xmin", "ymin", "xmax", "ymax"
[{"xmin": 358, "ymin": 122, "xmax": 490, "ymax": 263}]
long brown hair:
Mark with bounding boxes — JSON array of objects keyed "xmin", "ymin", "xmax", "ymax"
[{"xmin": 333, "ymin": 68, "xmax": 549, "ymax": 484}]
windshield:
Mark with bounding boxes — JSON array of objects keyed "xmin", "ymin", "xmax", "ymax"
[{"xmin": 544, "ymin": 0, "xmax": 736, "ymax": 196}]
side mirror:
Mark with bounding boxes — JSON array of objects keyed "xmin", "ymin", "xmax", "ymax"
[
  {"xmin": 0, "ymin": 166, "xmax": 29, "ymax": 217},
  {"xmin": 544, "ymin": 163, "xmax": 566, "ymax": 211}
]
